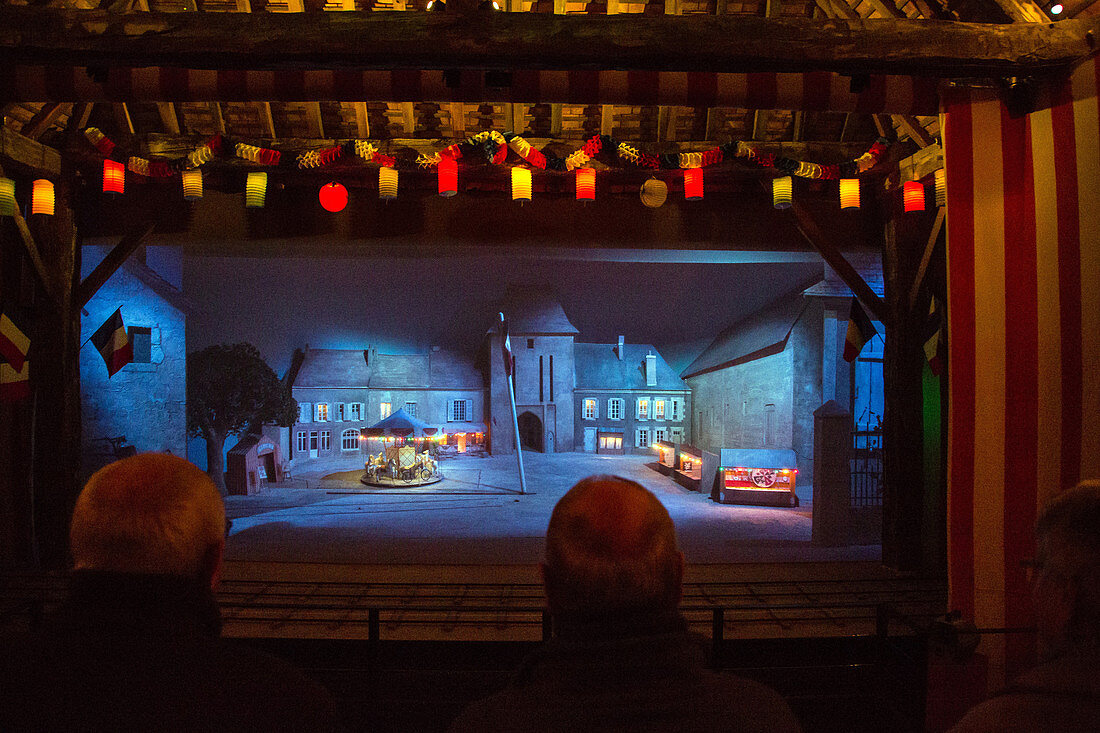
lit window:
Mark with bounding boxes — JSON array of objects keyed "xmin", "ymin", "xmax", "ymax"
[
  {"xmin": 380, "ymin": 402, "xmax": 392, "ymax": 419},
  {"xmin": 599, "ymin": 434, "xmax": 622, "ymax": 450},
  {"xmin": 316, "ymin": 403, "xmax": 329, "ymax": 422},
  {"xmin": 636, "ymin": 398, "xmax": 649, "ymax": 420},
  {"xmin": 350, "ymin": 403, "xmax": 362, "ymax": 421},
  {"xmin": 451, "ymin": 400, "xmax": 468, "ymax": 422},
  {"xmin": 607, "ymin": 399, "xmax": 623, "ymax": 420},
  {"xmin": 320, "ymin": 431, "xmax": 331, "ymax": 451},
  {"xmin": 654, "ymin": 399, "xmax": 665, "ymax": 420},
  {"xmin": 296, "ymin": 432, "xmax": 307, "ymax": 452},
  {"xmin": 405, "ymin": 402, "xmax": 417, "ymax": 418},
  {"xmin": 636, "ymin": 429, "xmax": 649, "ymax": 448},
  {"xmin": 341, "ymin": 429, "xmax": 359, "ymax": 451},
  {"xmin": 583, "ymin": 399, "xmax": 597, "ymax": 420}
]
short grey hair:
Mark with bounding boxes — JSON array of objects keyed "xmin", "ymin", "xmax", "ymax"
[{"xmin": 71, "ymin": 453, "xmax": 226, "ymax": 577}]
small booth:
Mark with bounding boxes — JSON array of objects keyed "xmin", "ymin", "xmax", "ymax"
[
  {"xmin": 226, "ymin": 432, "xmax": 282, "ymax": 496},
  {"xmin": 673, "ymin": 443, "xmax": 703, "ymax": 491},
  {"xmin": 596, "ymin": 429, "xmax": 624, "ymax": 455},
  {"xmin": 652, "ymin": 440, "xmax": 676, "ymax": 476},
  {"xmin": 360, "ymin": 408, "xmax": 443, "ymax": 487},
  {"xmin": 717, "ymin": 448, "xmax": 799, "ymax": 507}
]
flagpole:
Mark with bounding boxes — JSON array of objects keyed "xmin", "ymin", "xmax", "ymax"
[{"xmin": 500, "ymin": 312, "xmax": 526, "ymax": 494}]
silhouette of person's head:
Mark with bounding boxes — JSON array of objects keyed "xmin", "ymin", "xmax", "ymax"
[
  {"xmin": 70, "ymin": 453, "xmax": 227, "ymax": 589},
  {"xmin": 542, "ymin": 475, "xmax": 683, "ymax": 619},
  {"xmin": 1030, "ymin": 480, "xmax": 1100, "ymax": 660}
]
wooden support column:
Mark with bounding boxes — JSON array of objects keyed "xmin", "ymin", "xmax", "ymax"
[
  {"xmin": 75, "ymin": 221, "xmax": 156, "ymax": 310},
  {"xmin": 881, "ymin": 198, "xmax": 935, "ymax": 571}
]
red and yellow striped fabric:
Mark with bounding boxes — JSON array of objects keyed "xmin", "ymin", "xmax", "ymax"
[{"xmin": 943, "ymin": 56, "xmax": 1100, "ymax": 683}]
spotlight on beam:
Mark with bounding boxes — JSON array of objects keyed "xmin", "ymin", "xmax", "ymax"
[
  {"xmin": 426, "ymin": 0, "xmax": 446, "ymax": 9},
  {"xmin": 478, "ymin": 0, "xmax": 501, "ymax": 8},
  {"xmin": 1047, "ymin": 2, "xmax": 1063, "ymax": 15}
]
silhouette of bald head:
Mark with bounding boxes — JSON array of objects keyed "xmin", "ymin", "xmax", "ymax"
[
  {"xmin": 71, "ymin": 453, "xmax": 226, "ymax": 581},
  {"xmin": 543, "ymin": 475, "xmax": 683, "ymax": 616}
]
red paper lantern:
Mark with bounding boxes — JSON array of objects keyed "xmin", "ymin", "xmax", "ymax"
[
  {"xmin": 684, "ymin": 169, "xmax": 703, "ymax": 201},
  {"xmin": 319, "ymin": 182, "xmax": 348, "ymax": 212},
  {"xmin": 575, "ymin": 168, "xmax": 595, "ymax": 202},
  {"xmin": 903, "ymin": 181, "xmax": 925, "ymax": 213},
  {"xmin": 102, "ymin": 159, "xmax": 125, "ymax": 194},
  {"xmin": 438, "ymin": 158, "xmax": 458, "ymax": 198}
]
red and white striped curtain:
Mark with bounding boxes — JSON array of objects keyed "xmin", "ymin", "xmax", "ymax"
[{"xmin": 943, "ymin": 56, "xmax": 1100, "ymax": 683}]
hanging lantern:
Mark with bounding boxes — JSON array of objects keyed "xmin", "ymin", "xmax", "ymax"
[
  {"xmin": 511, "ymin": 167, "xmax": 531, "ymax": 203},
  {"xmin": 772, "ymin": 176, "xmax": 793, "ymax": 210},
  {"xmin": 839, "ymin": 178, "xmax": 860, "ymax": 210},
  {"xmin": 319, "ymin": 182, "xmax": 348, "ymax": 212},
  {"xmin": 379, "ymin": 166, "xmax": 398, "ymax": 201},
  {"xmin": 245, "ymin": 171, "xmax": 267, "ymax": 208},
  {"xmin": 102, "ymin": 160, "xmax": 125, "ymax": 195},
  {"xmin": 0, "ymin": 177, "xmax": 15, "ymax": 217},
  {"xmin": 683, "ymin": 169, "xmax": 703, "ymax": 201},
  {"xmin": 438, "ymin": 158, "xmax": 458, "ymax": 198},
  {"xmin": 640, "ymin": 178, "xmax": 668, "ymax": 208},
  {"xmin": 31, "ymin": 179, "xmax": 54, "ymax": 216},
  {"xmin": 934, "ymin": 168, "xmax": 946, "ymax": 207},
  {"xmin": 575, "ymin": 168, "xmax": 595, "ymax": 202},
  {"xmin": 904, "ymin": 180, "xmax": 925, "ymax": 212},
  {"xmin": 181, "ymin": 169, "xmax": 203, "ymax": 201}
]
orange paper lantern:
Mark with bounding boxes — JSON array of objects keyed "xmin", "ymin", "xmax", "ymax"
[
  {"xmin": 102, "ymin": 160, "xmax": 125, "ymax": 194},
  {"xmin": 181, "ymin": 169, "xmax": 203, "ymax": 201},
  {"xmin": 904, "ymin": 181, "xmax": 925, "ymax": 212},
  {"xmin": 438, "ymin": 158, "xmax": 457, "ymax": 198},
  {"xmin": 32, "ymin": 179, "xmax": 54, "ymax": 216},
  {"xmin": 683, "ymin": 169, "xmax": 703, "ymax": 201},
  {"xmin": 575, "ymin": 168, "xmax": 595, "ymax": 201},
  {"xmin": 319, "ymin": 182, "xmax": 348, "ymax": 212}
]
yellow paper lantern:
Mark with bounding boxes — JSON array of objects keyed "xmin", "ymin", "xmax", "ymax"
[
  {"xmin": 245, "ymin": 172, "xmax": 267, "ymax": 208},
  {"xmin": 511, "ymin": 167, "xmax": 532, "ymax": 203},
  {"xmin": 839, "ymin": 178, "xmax": 860, "ymax": 210},
  {"xmin": 772, "ymin": 176, "xmax": 793, "ymax": 210},
  {"xmin": 181, "ymin": 169, "xmax": 203, "ymax": 201},
  {"xmin": 31, "ymin": 179, "xmax": 54, "ymax": 216},
  {"xmin": 0, "ymin": 177, "xmax": 15, "ymax": 217},
  {"xmin": 934, "ymin": 168, "xmax": 946, "ymax": 207},
  {"xmin": 379, "ymin": 166, "xmax": 398, "ymax": 200},
  {"xmin": 640, "ymin": 178, "xmax": 667, "ymax": 208}
]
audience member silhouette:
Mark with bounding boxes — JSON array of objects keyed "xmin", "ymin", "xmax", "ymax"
[
  {"xmin": 0, "ymin": 453, "xmax": 341, "ymax": 732},
  {"xmin": 449, "ymin": 474, "xmax": 801, "ymax": 732},
  {"xmin": 951, "ymin": 480, "xmax": 1100, "ymax": 732}
]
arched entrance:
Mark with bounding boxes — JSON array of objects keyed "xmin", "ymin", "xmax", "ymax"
[{"xmin": 517, "ymin": 411, "xmax": 544, "ymax": 452}]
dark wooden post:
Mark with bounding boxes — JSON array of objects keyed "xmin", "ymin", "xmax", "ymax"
[
  {"xmin": 881, "ymin": 196, "xmax": 934, "ymax": 571},
  {"xmin": 28, "ymin": 150, "xmax": 83, "ymax": 569}
]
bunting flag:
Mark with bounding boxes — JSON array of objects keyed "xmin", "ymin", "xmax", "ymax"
[
  {"xmin": 924, "ymin": 296, "xmax": 944, "ymax": 376},
  {"xmin": 942, "ymin": 56, "xmax": 1100, "ymax": 685},
  {"xmin": 0, "ymin": 360, "xmax": 30, "ymax": 403},
  {"xmin": 90, "ymin": 308, "xmax": 133, "ymax": 377},
  {"xmin": 0, "ymin": 312, "xmax": 30, "ymax": 373},
  {"xmin": 499, "ymin": 312, "xmax": 513, "ymax": 377},
  {"xmin": 842, "ymin": 299, "xmax": 877, "ymax": 362}
]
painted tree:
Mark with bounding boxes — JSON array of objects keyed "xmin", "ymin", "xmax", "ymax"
[{"xmin": 187, "ymin": 343, "xmax": 297, "ymax": 494}]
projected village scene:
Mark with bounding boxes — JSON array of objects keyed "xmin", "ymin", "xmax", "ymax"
[{"xmin": 77, "ymin": 231, "xmax": 886, "ymax": 567}]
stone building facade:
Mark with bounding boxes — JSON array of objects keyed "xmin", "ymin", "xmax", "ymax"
[{"xmin": 80, "ymin": 245, "xmax": 189, "ymax": 478}]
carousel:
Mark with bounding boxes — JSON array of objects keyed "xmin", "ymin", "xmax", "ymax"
[{"xmin": 360, "ymin": 409, "xmax": 444, "ymax": 488}]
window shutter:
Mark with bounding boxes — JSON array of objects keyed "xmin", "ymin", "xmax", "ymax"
[
  {"xmin": 636, "ymin": 399, "xmax": 642, "ymax": 419},
  {"xmin": 465, "ymin": 400, "xmax": 472, "ymax": 422},
  {"xmin": 447, "ymin": 401, "xmax": 455, "ymax": 422},
  {"xmin": 593, "ymin": 400, "xmax": 599, "ymax": 419},
  {"xmin": 300, "ymin": 402, "xmax": 311, "ymax": 423},
  {"xmin": 358, "ymin": 402, "xmax": 366, "ymax": 421}
]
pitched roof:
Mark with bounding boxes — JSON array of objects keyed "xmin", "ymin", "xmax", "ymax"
[
  {"xmin": 496, "ymin": 288, "xmax": 579, "ymax": 336},
  {"xmin": 574, "ymin": 342, "xmax": 687, "ymax": 391},
  {"xmin": 293, "ymin": 348, "xmax": 371, "ymax": 388},
  {"xmin": 369, "ymin": 353, "xmax": 430, "ymax": 389},
  {"xmin": 429, "ymin": 349, "xmax": 483, "ymax": 389},
  {"xmin": 680, "ymin": 292, "xmax": 809, "ymax": 379}
]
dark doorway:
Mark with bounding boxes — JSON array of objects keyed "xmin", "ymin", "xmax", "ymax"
[
  {"xmin": 517, "ymin": 411, "xmax": 543, "ymax": 452},
  {"xmin": 262, "ymin": 453, "xmax": 277, "ymax": 482}
]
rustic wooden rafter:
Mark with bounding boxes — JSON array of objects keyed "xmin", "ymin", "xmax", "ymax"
[
  {"xmin": 1, "ymin": 8, "xmax": 1097, "ymax": 78},
  {"xmin": 75, "ymin": 220, "xmax": 157, "ymax": 311}
]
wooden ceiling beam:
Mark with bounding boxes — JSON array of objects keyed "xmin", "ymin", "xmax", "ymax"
[
  {"xmin": 0, "ymin": 125, "xmax": 63, "ymax": 176},
  {"xmin": 156, "ymin": 102, "xmax": 181, "ymax": 135},
  {"xmin": 20, "ymin": 103, "xmax": 66, "ymax": 141},
  {"xmin": 3, "ymin": 8, "xmax": 1096, "ymax": 78},
  {"xmin": 257, "ymin": 101, "xmax": 277, "ymax": 139}
]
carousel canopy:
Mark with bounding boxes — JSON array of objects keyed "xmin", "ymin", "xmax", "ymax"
[{"xmin": 364, "ymin": 408, "xmax": 435, "ymax": 438}]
